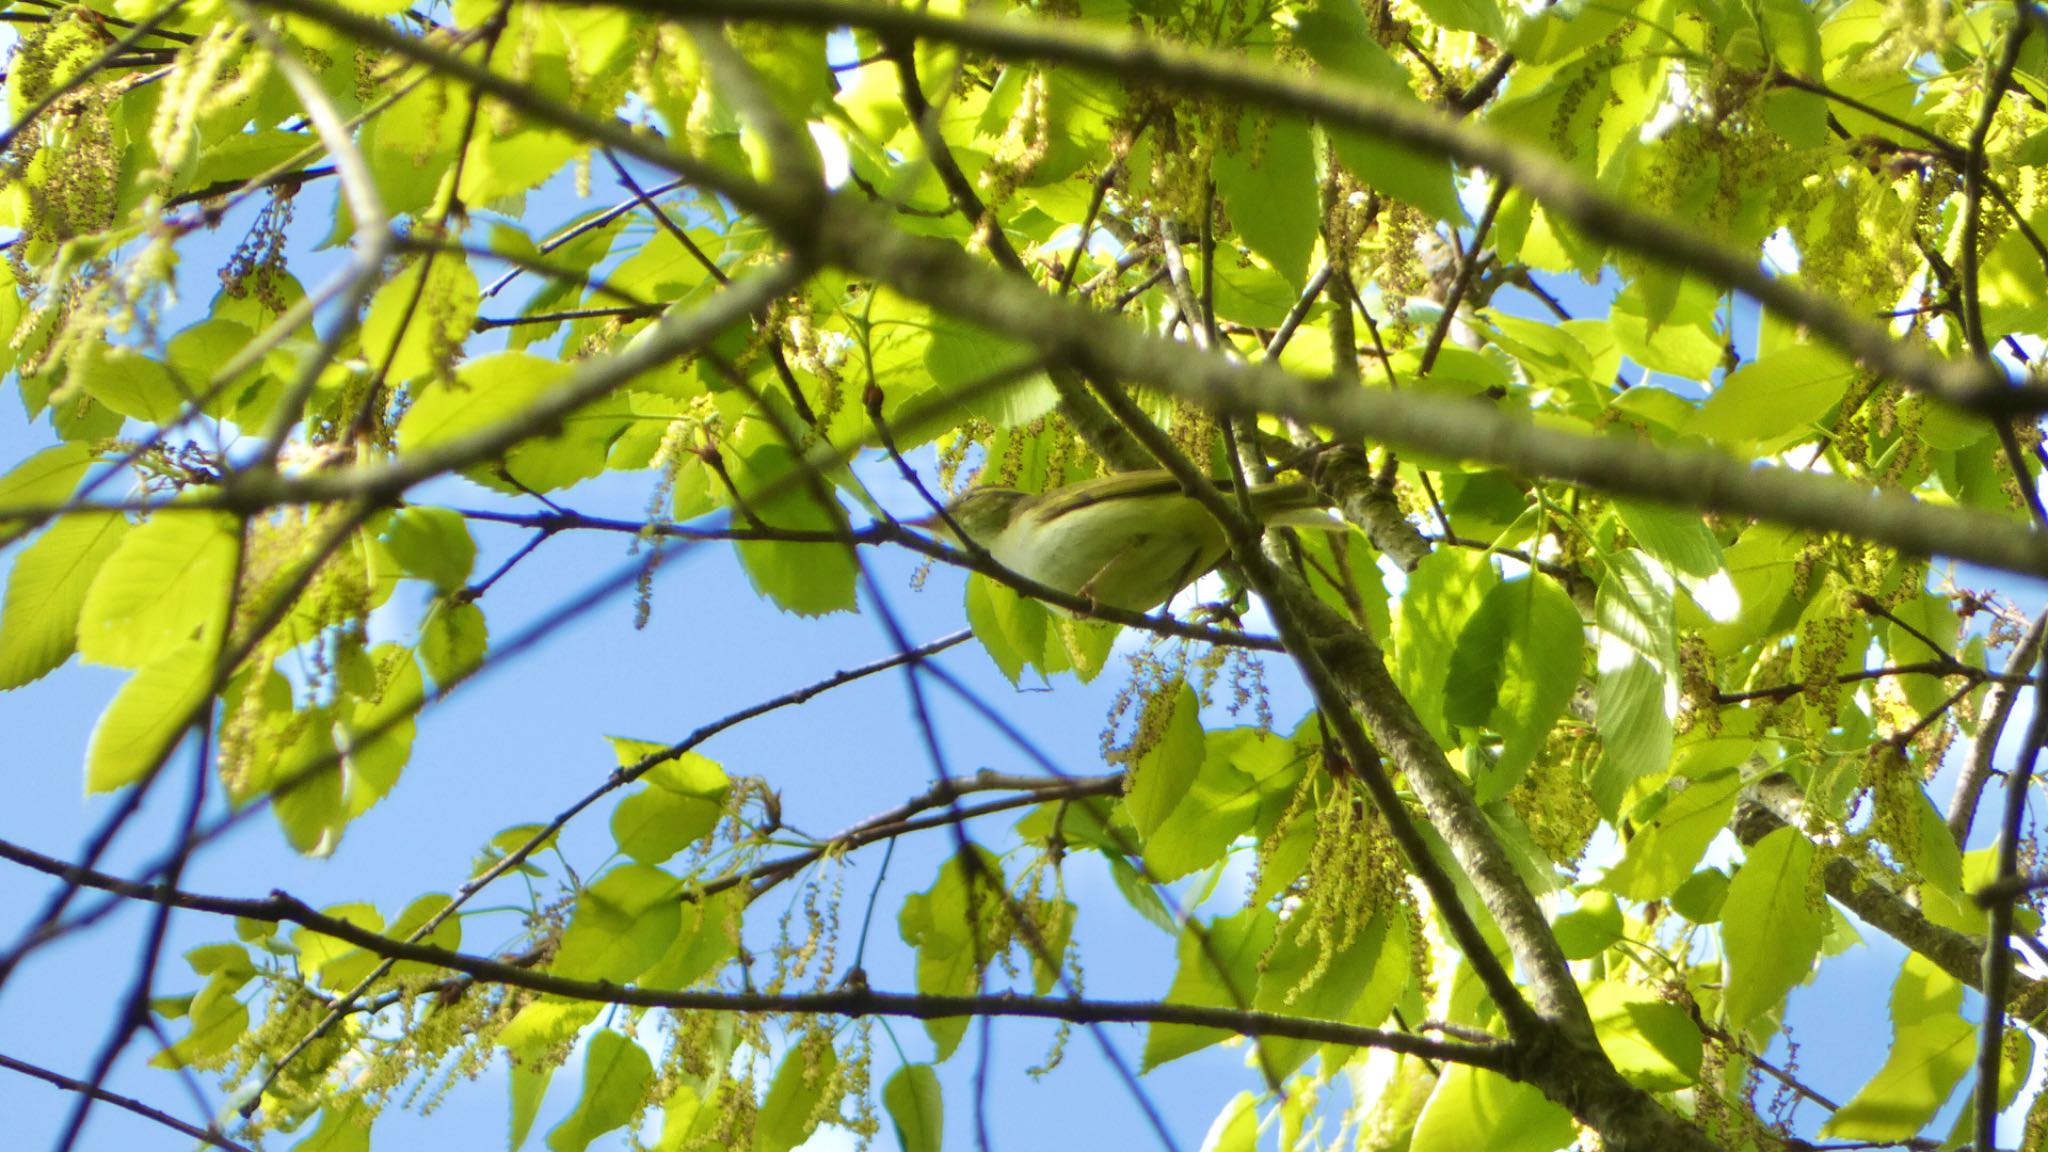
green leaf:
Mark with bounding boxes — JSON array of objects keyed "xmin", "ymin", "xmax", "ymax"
[
  {"xmin": 1410, "ymin": 0, "xmax": 1505, "ymax": 38},
  {"xmin": 1669, "ymin": 867, "xmax": 1730, "ymax": 923},
  {"xmin": 1614, "ymin": 501, "xmax": 1723, "ymax": 580},
  {"xmin": 86, "ymin": 644, "xmax": 214, "ymax": 792},
  {"xmin": 1213, "ymin": 112, "xmax": 1317, "ymax": 285},
  {"xmin": 1511, "ymin": 0, "xmax": 1637, "ymax": 63},
  {"xmin": 1125, "ymin": 682, "xmax": 1206, "ymax": 838},
  {"xmin": 76, "ymin": 512, "xmax": 240, "ymax": 669},
  {"xmin": 1443, "ymin": 574, "xmax": 1583, "ymax": 799},
  {"xmin": 1585, "ymin": 981, "xmax": 1702, "ymax": 1089},
  {"xmin": 899, "ymin": 847, "xmax": 1008, "ymax": 1058},
  {"xmin": 1328, "ymin": 130, "xmax": 1466, "ymax": 223},
  {"xmin": 1411, "ymin": 1064, "xmax": 1574, "ymax": 1152},
  {"xmin": 730, "ymin": 443, "xmax": 859, "ymax": 616},
  {"xmin": 191, "ymin": 130, "xmax": 320, "ymax": 190},
  {"xmin": 292, "ymin": 903, "xmax": 384, "ymax": 990},
  {"xmin": 1253, "ymin": 906, "xmax": 1410, "ymax": 1076},
  {"xmin": 551, "ymin": 864, "xmax": 683, "ymax": 983},
  {"xmin": 546, "ymin": 1031, "xmax": 653, "ymax": 1152},
  {"xmin": 379, "ymin": 506, "xmax": 476, "ymax": 594},
  {"xmin": 0, "ymin": 443, "xmax": 91, "ymax": 544},
  {"xmin": 72, "ymin": 344, "xmax": 190, "ymax": 424},
  {"xmin": 340, "ymin": 646, "xmax": 423, "ymax": 815},
  {"xmin": 1594, "ymin": 550, "xmax": 1677, "ymax": 811},
  {"xmin": 965, "ymin": 571, "xmax": 1048, "ymax": 684},
  {"xmin": 1144, "ymin": 728, "xmax": 1294, "ymax": 881},
  {"xmin": 1721, "ymin": 826, "xmax": 1825, "ymax": 1028},
  {"xmin": 385, "ymin": 893, "xmax": 462, "ymax": 979},
  {"xmin": 510, "ymin": 1060, "xmax": 554, "ymax": 1151},
  {"xmin": 155, "ymin": 972, "xmax": 250, "ymax": 1068},
  {"xmin": 1553, "ymin": 890, "xmax": 1623, "ymax": 959},
  {"xmin": 641, "ymin": 887, "xmax": 743, "ymax": 991},
  {"xmin": 1293, "ymin": 0, "xmax": 1412, "ymax": 91},
  {"xmin": 1198, "ymin": 1092, "xmax": 1259, "ymax": 1152},
  {"xmin": 1393, "ymin": 548, "xmax": 1499, "ymax": 746},
  {"xmin": 397, "ymin": 352, "xmax": 626, "ymax": 493},
  {"xmin": 1144, "ymin": 906, "xmax": 1277, "ymax": 1069},
  {"xmin": 1690, "ymin": 344, "xmax": 1856, "ymax": 448},
  {"xmin": 1600, "ymin": 767, "xmax": 1745, "ymax": 901},
  {"xmin": 1823, "ymin": 954, "xmax": 1974, "ymax": 1141},
  {"xmin": 1609, "ymin": 278, "xmax": 1722, "ymax": 380},
  {"xmin": 0, "ymin": 512, "xmax": 127, "ymax": 689},
  {"xmin": 882, "ymin": 1064, "xmax": 942, "ymax": 1152},
  {"xmin": 610, "ymin": 786, "xmax": 722, "ymax": 864},
  {"xmin": 420, "ymin": 599, "xmax": 488, "ymax": 688},
  {"xmin": 498, "ymin": 999, "xmax": 602, "ymax": 1060},
  {"xmin": 362, "ymin": 255, "xmax": 479, "ymax": 385},
  {"xmin": 757, "ymin": 1037, "xmax": 839, "ymax": 1152},
  {"xmin": 290, "ymin": 1105, "xmax": 371, "ymax": 1152},
  {"xmin": 1759, "ymin": 0, "xmax": 1822, "ymax": 76},
  {"xmin": 638, "ymin": 745, "xmax": 732, "ymax": 799}
]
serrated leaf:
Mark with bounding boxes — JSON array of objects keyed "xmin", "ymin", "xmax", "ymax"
[
  {"xmin": 1254, "ymin": 907, "xmax": 1409, "ymax": 1076},
  {"xmin": 965, "ymin": 571, "xmax": 1045, "ymax": 684},
  {"xmin": 1823, "ymin": 954, "xmax": 1974, "ymax": 1141},
  {"xmin": 1595, "ymin": 550, "xmax": 1677, "ymax": 809},
  {"xmin": 757, "ymin": 1037, "xmax": 839, "ymax": 1152},
  {"xmin": 1600, "ymin": 768, "xmax": 1745, "ymax": 900},
  {"xmin": 73, "ymin": 344, "xmax": 189, "ymax": 424},
  {"xmin": 1586, "ymin": 981, "xmax": 1702, "ymax": 1089},
  {"xmin": 552, "ymin": 864, "xmax": 683, "ymax": 983},
  {"xmin": 1144, "ymin": 728, "xmax": 1291, "ymax": 881},
  {"xmin": 1412, "ymin": 0, "xmax": 1505, "ymax": 37},
  {"xmin": 1554, "ymin": 890, "xmax": 1623, "ymax": 959},
  {"xmin": 289, "ymin": 1104, "xmax": 370, "ymax": 1152},
  {"xmin": 76, "ymin": 512, "xmax": 240, "ymax": 669},
  {"xmin": 1444, "ymin": 574, "xmax": 1583, "ymax": 799},
  {"xmin": 546, "ymin": 1031, "xmax": 653, "ymax": 1152},
  {"xmin": 397, "ymin": 352, "xmax": 626, "ymax": 493},
  {"xmin": 1393, "ymin": 548, "xmax": 1500, "ymax": 746},
  {"xmin": 730, "ymin": 443, "xmax": 858, "ymax": 617},
  {"xmin": 883, "ymin": 1064, "xmax": 942, "ymax": 1152},
  {"xmin": 498, "ymin": 999, "xmax": 601, "ymax": 1060},
  {"xmin": 1329, "ymin": 130, "xmax": 1467, "ymax": 223},
  {"xmin": 1145, "ymin": 907, "xmax": 1276, "ymax": 1070},
  {"xmin": 1199, "ymin": 1092, "xmax": 1259, "ymax": 1152},
  {"xmin": 1126, "ymin": 682, "xmax": 1205, "ymax": 838},
  {"xmin": 0, "ymin": 443, "xmax": 91, "ymax": 544},
  {"xmin": 899, "ymin": 847, "xmax": 1008, "ymax": 1059},
  {"xmin": 1610, "ymin": 278, "xmax": 1722, "ymax": 380},
  {"xmin": 1721, "ymin": 826, "xmax": 1825, "ymax": 1028},
  {"xmin": 420, "ymin": 599, "xmax": 487, "ymax": 688},
  {"xmin": 379, "ymin": 506, "xmax": 476, "ymax": 594},
  {"xmin": 363, "ymin": 255, "xmax": 479, "ymax": 385},
  {"xmin": 0, "ymin": 512, "xmax": 127, "ymax": 689},
  {"xmin": 510, "ymin": 1060, "xmax": 554, "ymax": 1151},
  {"xmin": 1690, "ymin": 344, "xmax": 1856, "ymax": 447},
  {"xmin": 611, "ymin": 787, "xmax": 722, "ymax": 864},
  {"xmin": 1615, "ymin": 501, "xmax": 1723, "ymax": 579},
  {"xmin": 86, "ymin": 643, "xmax": 213, "ymax": 792}
]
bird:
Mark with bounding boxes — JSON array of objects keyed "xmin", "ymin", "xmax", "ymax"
[{"xmin": 914, "ymin": 469, "xmax": 1332, "ymax": 613}]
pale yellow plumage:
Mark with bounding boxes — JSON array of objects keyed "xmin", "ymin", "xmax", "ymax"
[{"xmin": 918, "ymin": 471, "xmax": 1328, "ymax": 613}]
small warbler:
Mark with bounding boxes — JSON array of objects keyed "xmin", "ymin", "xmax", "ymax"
[{"xmin": 916, "ymin": 470, "xmax": 1331, "ymax": 613}]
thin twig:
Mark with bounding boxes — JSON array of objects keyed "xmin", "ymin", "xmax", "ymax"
[
  {"xmin": 0, "ymin": 1052, "xmax": 252, "ymax": 1152},
  {"xmin": 1973, "ymin": 641, "xmax": 2048, "ymax": 1152}
]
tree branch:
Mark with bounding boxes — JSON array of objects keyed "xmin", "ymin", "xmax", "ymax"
[
  {"xmin": 0, "ymin": 1052, "xmax": 252, "ymax": 1152},
  {"xmin": 643, "ymin": 0, "xmax": 2035, "ymax": 414},
  {"xmin": 0, "ymin": 838, "xmax": 1513, "ymax": 1070}
]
